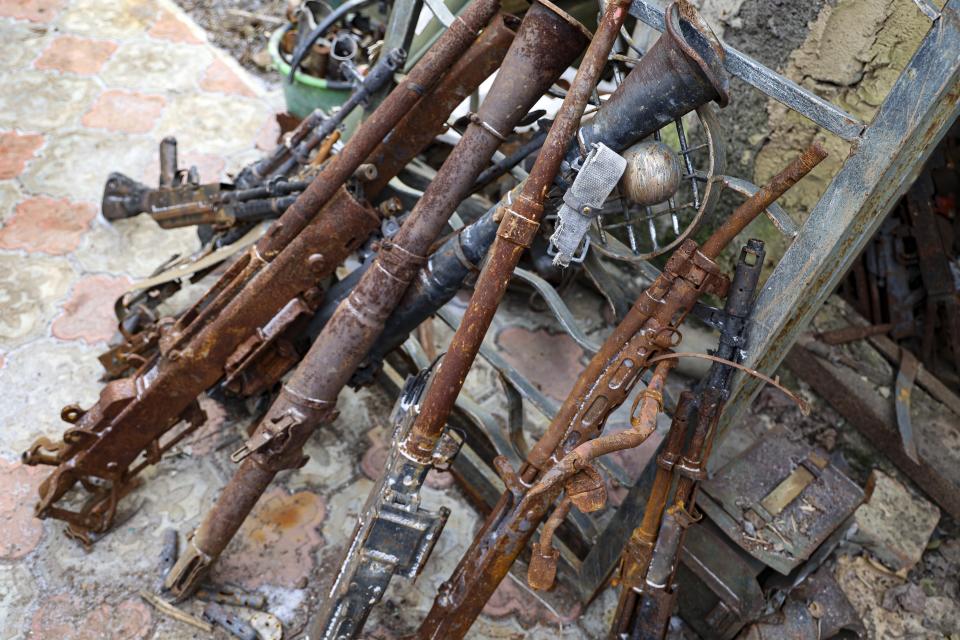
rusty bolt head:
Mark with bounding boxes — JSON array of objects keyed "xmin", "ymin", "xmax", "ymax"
[
  {"xmin": 565, "ymin": 465, "xmax": 607, "ymax": 513},
  {"xmin": 307, "ymin": 253, "xmax": 326, "ymax": 271},
  {"xmin": 378, "ymin": 197, "xmax": 404, "ymax": 217},
  {"xmin": 528, "ymin": 541, "xmax": 559, "ymax": 591},
  {"xmin": 355, "ymin": 163, "xmax": 378, "ymax": 181}
]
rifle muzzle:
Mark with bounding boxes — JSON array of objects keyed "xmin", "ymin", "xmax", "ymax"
[{"xmin": 101, "ymin": 172, "xmax": 152, "ymax": 220}]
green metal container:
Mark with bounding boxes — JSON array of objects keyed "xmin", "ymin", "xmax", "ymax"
[{"xmin": 269, "ymin": 26, "xmax": 353, "ymax": 119}]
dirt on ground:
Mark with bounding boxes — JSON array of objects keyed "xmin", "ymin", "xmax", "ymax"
[{"xmin": 176, "ymin": 0, "xmax": 287, "ymax": 81}]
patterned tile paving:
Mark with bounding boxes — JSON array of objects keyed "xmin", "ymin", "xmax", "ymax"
[{"xmin": 0, "ymin": 1, "xmax": 612, "ymax": 637}]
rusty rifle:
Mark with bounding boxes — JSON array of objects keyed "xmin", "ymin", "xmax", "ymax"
[
  {"xmin": 613, "ymin": 239, "xmax": 765, "ymax": 639},
  {"xmin": 101, "ymin": 50, "xmax": 405, "ymax": 231},
  {"xmin": 163, "ymin": 2, "xmax": 589, "ymax": 601},
  {"xmin": 22, "ymin": 0, "xmax": 501, "ymax": 541},
  {"xmin": 414, "ymin": 142, "xmax": 826, "ymax": 639}
]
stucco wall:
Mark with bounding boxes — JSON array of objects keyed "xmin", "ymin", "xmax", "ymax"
[{"xmin": 686, "ymin": 0, "xmax": 940, "ymax": 265}]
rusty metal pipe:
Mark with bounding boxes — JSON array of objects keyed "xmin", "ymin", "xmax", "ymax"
[
  {"xmin": 24, "ymin": 0, "xmax": 500, "ymax": 540},
  {"xmin": 527, "ymin": 495, "xmax": 571, "ymax": 591},
  {"xmin": 403, "ymin": 0, "xmax": 628, "ymax": 469},
  {"xmin": 363, "ymin": 13, "xmax": 522, "ymax": 198},
  {"xmin": 526, "ymin": 361, "xmax": 673, "ymax": 502},
  {"xmin": 255, "ymin": 0, "xmax": 502, "ymax": 257},
  {"xmin": 701, "ymin": 141, "xmax": 827, "ymax": 258},
  {"xmin": 163, "ymin": 3, "xmax": 589, "ymax": 599}
]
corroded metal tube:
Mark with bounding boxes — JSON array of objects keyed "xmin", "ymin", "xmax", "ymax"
[
  {"xmin": 363, "ymin": 13, "xmax": 522, "ymax": 198},
  {"xmin": 701, "ymin": 142, "xmax": 826, "ymax": 258},
  {"xmin": 163, "ymin": 2, "xmax": 589, "ymax": 600},
  {"xmin": 23, "ymin": 0, "xmax": 501, "ymax": 541}
]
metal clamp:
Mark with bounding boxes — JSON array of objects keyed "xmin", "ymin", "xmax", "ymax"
[
  {"xmin": 231, "ymin": 411, "xmax": 302, "ymax": 463},
  {"xmin": 497, "ymin": 207, "xmax": 541, "ymax": 248},
  {"xmin": 468, "ymin": 112, "xmax": 509, "ymax": 142}
]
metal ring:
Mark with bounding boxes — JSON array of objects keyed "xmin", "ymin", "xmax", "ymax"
[
  {"xmin": 468, "ymin": 112, "xmax": 509, "ymax": 142},
  {"xmin": 629, "ymin": 387, "xmax": 664, "ymax": 427}
]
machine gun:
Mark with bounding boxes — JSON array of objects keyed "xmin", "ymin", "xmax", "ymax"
[
  {"xmin": 163, "ymin": 0, "xmax": 590, "ymax": 599},
  {"xmin": 21, "ymin": 0, "xmax": 504, "ymax": 544},
  {"xmin": 611, "ymin": 239, "xmax": 765, "ymax": 639},
  {"xmin": 412, "ymin": 141, "xmax": 824, "ymax": 639}
]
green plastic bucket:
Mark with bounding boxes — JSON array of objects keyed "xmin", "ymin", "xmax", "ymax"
[{"xmin": 269, "ymin": 26, "xmax": 353, "ymax": 119}]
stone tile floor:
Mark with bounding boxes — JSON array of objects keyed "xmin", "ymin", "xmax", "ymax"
[{"xmin": 0, "ymin": 0, "xmax": 612, "ymax": 637}]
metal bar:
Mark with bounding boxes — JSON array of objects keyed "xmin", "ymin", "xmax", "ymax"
[
  {"xmin": 628, "ymin": 0, "xmax": 866, "ymax": 140},
  {"xmin": 364, "ymin": 0, "xmax": 423, "ymax": 114},
  {"xmin": 914, "ymin": 0, "xmax": 942, "ymax": 21},
  {"xmin": 720, "ymin": 175, "xmax": 797, "ymax": 237},
  {"xmin": 722, "ymin": 1, "xmax": 960, "ymax": 435},
  {"xmin": 424, "ymin": 0, "xmax": 457, "ymax": 26},
  {"xmin": 784, "ymin": 343, "xmax": 960, "ymax": 519}
]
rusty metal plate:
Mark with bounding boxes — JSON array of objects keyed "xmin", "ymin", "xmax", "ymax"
[{"xmin": 699, "ymin": 425, "xmax": 863, "ymax": 574}]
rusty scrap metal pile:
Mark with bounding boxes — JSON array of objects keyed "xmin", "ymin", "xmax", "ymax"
[{"xmin": 21, "ymin": 0, "xmax": 960, "ymax": 638}]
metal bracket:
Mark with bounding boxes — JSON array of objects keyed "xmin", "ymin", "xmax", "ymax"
[
  {"xmin": 230, "ymin": 411, "xmax": 301, "ymax": 463},
  {"xmin": 720, "ymin": 175, "xmax": 798, "ymax": 237}
]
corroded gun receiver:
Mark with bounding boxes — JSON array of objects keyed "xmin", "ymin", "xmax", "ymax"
[
  {"xmin": 616, "ymin": 239, "xmax": 766, "ymax": 640},
  {"xmin": 309, "ymin": 367, "xmax": 457, "ymax": 639}
]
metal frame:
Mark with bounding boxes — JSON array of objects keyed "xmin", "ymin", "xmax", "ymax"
[
  {"xmin": 629, "ymin": 0, "xmax": 865, "ymax": 141},
  {"xmin": 721, "ymin": 0, "xmax": 960, "ymax": 433},
  {"xmin": 539, "ymin": 0, "xmax": 960, "ymax": 601}
]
